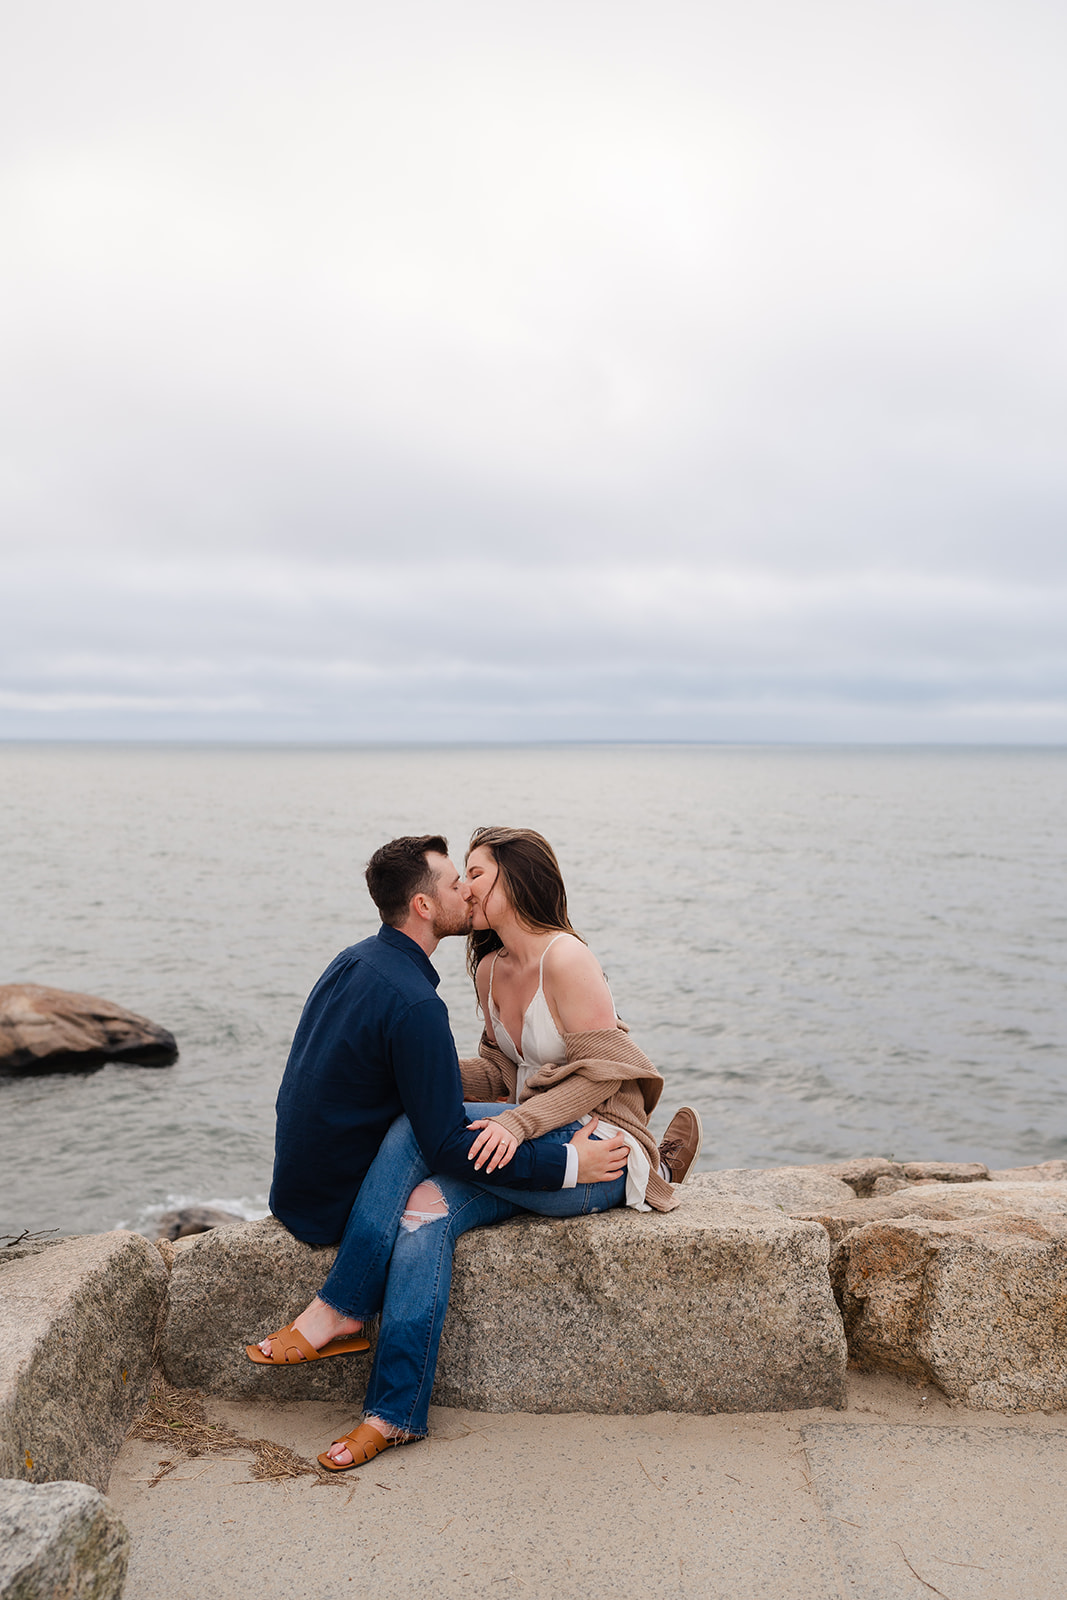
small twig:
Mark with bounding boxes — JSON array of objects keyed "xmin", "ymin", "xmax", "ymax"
[
  {"xmin": 0, "ymin": 1228, "xmax": 58, "ymax": 1249},
  {"xmin": 894, "ymin": 1543, "xmax": 954, "ymax": 1598},
  {"xmin": 830, "ymin": 1517, "xmax": 862, "ymax": 1528},
  {"xmin": 930, "ymin": 1557, "xmax": 988, "ymax": 1572},
  {"xmin": 165, "ymin": 1463, "xmax": 219, "ymax": 1484},
  {"xmin": 636, "ymin": 1457, "xmax": 662, "ymax": 1492}
]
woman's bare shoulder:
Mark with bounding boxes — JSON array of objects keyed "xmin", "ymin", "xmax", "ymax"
[
  {"xmin": 542, "ymin": 934, "xmax": 614, "ymax": 1032},
  {"xmin": 542, "ymin": 932, "xmax": 605, "ymax": 979}
]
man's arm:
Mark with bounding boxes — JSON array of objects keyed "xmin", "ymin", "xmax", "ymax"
[{"xmin": 391, "ymin": 1001, "xmax": 625, "ymax": 1189}]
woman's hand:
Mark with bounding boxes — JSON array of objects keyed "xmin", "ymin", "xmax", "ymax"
[{"xmin": 466, "ymin": 1117, "xmax": 521, "ymax": 1173}]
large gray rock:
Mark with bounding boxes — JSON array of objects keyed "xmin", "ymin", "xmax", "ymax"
[
  {"xmin": 822, "ymin": 1157, "xmax": 905, "ymax": 1198},
  {"xmin": 688, "ymin": 1162, "xmax": 991, "ymax": 1216},
  {"xmin": 0, "ymin": 985, "xmax": 176, "ymax": 1074},
  {"xmin": 0, "ymin": 1478, "xmax": 128, "ymax": 1600},
  {"xmin": 796, "ymin": 1179, "xmax": 1067, "ymax": 1246},
  {"xmin": 0, "ymin": 1233, "xmax": 167, "ymax": 1491},
  {"xmin": 434, "ymin": 1193, "xmax": 847, "ymax": 1414},
  {"xmin": 991, "ymin": 1159, "xmax": 1067, "ymax": 1182},
  {"xmin": 161, "ymin": 1219, "xmax": 366, "ymax": 1403},
  {"xmin": 839, "ymin": 1214, "xmax": 1067, "ymax": 1411},
  {"xmin": 790, "ymin": 1179, "xmax": 1067, "ymax": 1409},
  {"xmin": 162, "ymin": 1204, "xmax": 848, "ymax": 1415},
  {"xmin": 689, "ymin": 1165, "xmax": 857, "ymax": 1211}
]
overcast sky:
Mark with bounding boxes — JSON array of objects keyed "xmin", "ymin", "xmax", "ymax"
[{"xmin": 3, "ymin": 0, "xmax": 1065, "ymax": 742}]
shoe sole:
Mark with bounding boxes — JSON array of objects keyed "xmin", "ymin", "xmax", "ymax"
[
  {"xmin": 245, "ymin": 1332, "xmax": 371, "ymax": 1365},
  {"xmin": 677, "ymin": 1106, "xmax": 704, "ymax": 1185}
]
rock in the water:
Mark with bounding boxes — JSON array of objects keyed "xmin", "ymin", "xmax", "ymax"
[
  {"xmin": 0, "ymin": 984, "xmax": 177, "ymax": 1074},
  {"xmin": 0, "ymin": 1232, "xmax": 168, "ymax": 1491},
  {"xmin": 161, "ymin": 1206, "xmax": 847, "ymax": 1415},
  {"xmin": 155, "ymin": 1206, "xmax": 244, "ymax": 1241},
  {"xmin": 0, "ymin": 1479, "xmax": 129, "ymax": 1600}
]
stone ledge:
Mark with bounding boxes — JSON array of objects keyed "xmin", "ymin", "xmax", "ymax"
[
  {"xmin": 689, "ymin": 1166, "xmax": 857, "ymax": 1211},
  {"xmin": 792, "ymin": 1179, "xmax": 1067, "ymax": 1411},
  {"xmin": 840, "ymin": 1214, "xmax": 1067, "ymax": 1410},
  {"xmin": 162, "ymin": 1203, "xmax": 849, "ymax": 1414},
  {"xmin": 434, "ymin": 1194, "xmax": 848, "ymax": 1414},
  {"xmin": 161, "ymin": 1219, "xmax": 360, "ymax": 1403},
  {"xmin": 0, "ymin": 1232, "xmax": 167, "ymax": 1492}
]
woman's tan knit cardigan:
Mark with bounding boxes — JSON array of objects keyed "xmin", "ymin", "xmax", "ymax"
[{"xmin": 458, "ymin": 1021, "xmax": 679, "ymax": 1212}]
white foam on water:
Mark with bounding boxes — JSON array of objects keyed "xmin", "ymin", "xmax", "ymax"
[{"xmin": 118, "ymin": 1193, "xmax": 271, "ymax": 1233}]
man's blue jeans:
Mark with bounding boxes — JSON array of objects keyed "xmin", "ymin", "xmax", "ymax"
[{"xmin": 319, "ymin": 1104, "xmax": 626, "ymax": 1438}]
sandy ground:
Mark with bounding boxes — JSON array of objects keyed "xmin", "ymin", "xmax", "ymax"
[{"xmin": 108, "ymin": 1374, "xmax": 1067, "ymax": 1600}]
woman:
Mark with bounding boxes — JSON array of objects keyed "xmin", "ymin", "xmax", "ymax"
[{"xmin": 251, "ymin": 827, "xmax": 702, "ymax": 1471}]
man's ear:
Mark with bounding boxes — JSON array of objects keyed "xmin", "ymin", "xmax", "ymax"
[{"xmin": 411, "ymin": 893, "xmax": 434, "ymax": 922}]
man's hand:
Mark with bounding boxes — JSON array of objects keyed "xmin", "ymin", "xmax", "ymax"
[
  {"xmin": 570, "ymin": 1116, "xmax": 629, "ymax": 1184},
  {"xmin": 466, "ymin": 1117, "xmax": 520, "ymax": 1173}
]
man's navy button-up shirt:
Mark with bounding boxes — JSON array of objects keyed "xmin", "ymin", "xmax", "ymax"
[{"xmin": 270, "ymin": 924, "xmax": 568, "ymax": 1243}]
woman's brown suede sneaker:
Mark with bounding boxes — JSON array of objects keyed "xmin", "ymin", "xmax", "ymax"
[{"xmin": 658, "ymin": 1106, "xmax": 703, "ymax": 1184}]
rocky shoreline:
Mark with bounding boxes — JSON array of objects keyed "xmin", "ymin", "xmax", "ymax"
[{"xmin": 3, "ymin": 1153, "xmax": 1066, "ymax": 1597}]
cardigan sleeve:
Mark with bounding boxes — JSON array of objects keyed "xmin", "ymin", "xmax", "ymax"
[
  {"xmin": 489, "ymin": 1069, "xmax": 625, "ymax": 1144},
  {"xmin": 457, "ymin": 1031, "xmax": 514, "ymax": 1102}
]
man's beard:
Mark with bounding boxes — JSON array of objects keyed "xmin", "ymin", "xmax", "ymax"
[{"xmin": 430, "ymin": 902, "xmax": 472, "ymax": 940}]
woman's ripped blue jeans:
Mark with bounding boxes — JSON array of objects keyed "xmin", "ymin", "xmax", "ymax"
[{"xmin": 318, "ymin": 1106, "xmax": 626, "ymax": 1438}]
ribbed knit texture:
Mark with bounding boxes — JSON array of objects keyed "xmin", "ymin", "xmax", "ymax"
[{"xmin": 458, "ymin": 1021, "xmax": 679, "ymax": 1212}]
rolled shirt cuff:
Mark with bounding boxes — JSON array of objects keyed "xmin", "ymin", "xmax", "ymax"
[{"xmin": 562, "ymin": 1142, "xmax": 579, "ymax": 1188}]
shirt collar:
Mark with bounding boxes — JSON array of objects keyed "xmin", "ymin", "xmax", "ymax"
[{"xmin": 376, "ymin": 923, "xmax": 441, "ymax": 989}]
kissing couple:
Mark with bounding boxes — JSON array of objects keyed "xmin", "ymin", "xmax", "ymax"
[{"xmin": 247, "ymin": 827, "xmax": 703, "ymax": 1471}]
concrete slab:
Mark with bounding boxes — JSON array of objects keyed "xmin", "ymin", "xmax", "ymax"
[
  {"xmin": 801, "ymin": 1423, "xmax": 1067, "ymax": 1599},
  {"xmin": 107, "ymin": 1376, "xmax": 1067, "ymax": 1600},
  {"xmin": 110, "ymin": 1401, "xmax": 845, "ymax": 1600}
]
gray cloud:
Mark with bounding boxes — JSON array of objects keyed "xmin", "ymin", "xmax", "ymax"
[{"xmin": 2, "ymin": 2, "xmax": 1066, "ymax": 739}]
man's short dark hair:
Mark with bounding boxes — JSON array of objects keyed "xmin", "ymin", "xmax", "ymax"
[{"xmin": 365, "ymin": 835, "xmax": 449, "ymax": 927}]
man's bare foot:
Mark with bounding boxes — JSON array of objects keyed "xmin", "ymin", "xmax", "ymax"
[
  {"xmin": 325, "ymin": 1415, "xmax": 409, "ymax": 1467},
  {"xmin": 256, "ymin": 1296, "xmax": 362, "ymax": 1360}
]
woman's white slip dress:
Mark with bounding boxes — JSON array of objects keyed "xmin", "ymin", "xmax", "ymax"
[{"xmin": 488, "ymin": 934, "xmax": 653, "ymax": 1210}]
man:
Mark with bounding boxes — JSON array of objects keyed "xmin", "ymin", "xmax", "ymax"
[{"xmin": 255, "ymin": 835, "xmax": 628, "ymax": 1363}]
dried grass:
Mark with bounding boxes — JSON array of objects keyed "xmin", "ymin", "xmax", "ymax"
[{"xmin": 127, "ymin": 1378, "xmax": 343, "ymax": 1487}]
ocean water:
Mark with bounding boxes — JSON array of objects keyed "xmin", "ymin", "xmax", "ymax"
[{"xmin": 1, "ymin": 742, "xmax": 1064, "ymax": 1239}]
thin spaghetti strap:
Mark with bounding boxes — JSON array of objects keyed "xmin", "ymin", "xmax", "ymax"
[
  {"xmin": 537, "ymin": 931, "xmax": 569, "ymax": 985},
  {"xmin": 487, "ymin": 950, "xmax": 502, "ymax": 1013}
]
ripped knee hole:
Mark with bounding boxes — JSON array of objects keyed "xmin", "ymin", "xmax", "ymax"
[{"xmin": 400, "ymin": 1179, "xmax": 448, "ymax": 1233}]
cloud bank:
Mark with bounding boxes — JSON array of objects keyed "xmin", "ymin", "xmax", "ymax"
[{"xmin": 2, "ymin": 1, "xmax": 1065, "ymax": 740}]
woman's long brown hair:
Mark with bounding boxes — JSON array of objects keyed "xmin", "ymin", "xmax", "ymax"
[{"xmin": 465, "ymin": 826, "xmax": 584, "ymax": 989}]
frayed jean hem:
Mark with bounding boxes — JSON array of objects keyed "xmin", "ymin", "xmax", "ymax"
[
  {"xmin": 317, "ymin": 1289, "xmax": 373, "ymax": 1323},
  {"xmin": 362, "ymin": 1409, "xmax": 426, "ymax": 1440}
]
